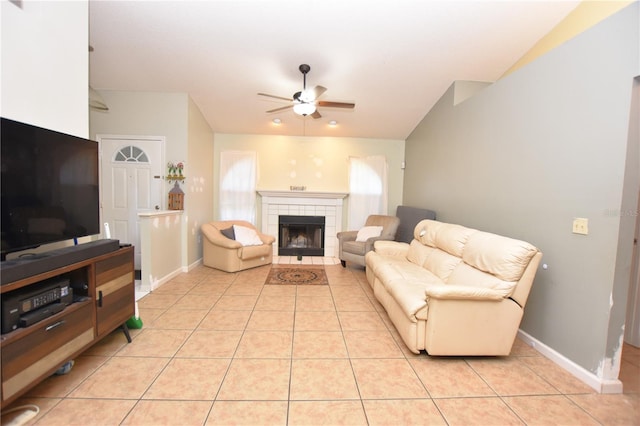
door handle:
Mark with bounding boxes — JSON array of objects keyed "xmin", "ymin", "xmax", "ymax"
[
  {"xmin": 98, "ymin": 290, "xmax": 103, "ymax": 307},
  {"xmin": 155, "ymin": 205, "xmax": 160, "ymax": 210}
]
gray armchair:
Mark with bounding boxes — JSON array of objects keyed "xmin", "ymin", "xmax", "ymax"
[{"xmin": 337, "ymin": 214, "xmax": 400, "ymax": 267}]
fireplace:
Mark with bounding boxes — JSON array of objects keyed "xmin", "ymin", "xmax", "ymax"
[
  {"xmin": 278, "ymin": 215, "xmax": 325, "ymax": 256},
  {"xmin": 258, "ymin": 190, "xmax": 347, "ymax": 258}
]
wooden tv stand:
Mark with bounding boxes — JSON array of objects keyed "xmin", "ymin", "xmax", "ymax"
[{"xmin": 0, "ymin": 245, "xmax": 134, "ymax": 408}]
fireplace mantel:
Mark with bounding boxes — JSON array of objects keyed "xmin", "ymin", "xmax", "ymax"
[{"xmin": 257, "ymin": 190, "xmax": 348, "ymax": 199}]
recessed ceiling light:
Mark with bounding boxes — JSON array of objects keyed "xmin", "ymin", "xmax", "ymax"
[
  {"xmin": 328, "ymin": 120, "xmax": 337, "ymax": 126},
  {"xmin": 272, "ymin": 118, "xmax": 282, "ymax": 124}
]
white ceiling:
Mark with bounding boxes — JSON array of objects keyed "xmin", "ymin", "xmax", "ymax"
[{"xmin": 89, "ymin": 0, "xmax": 579, "ymax": 140}]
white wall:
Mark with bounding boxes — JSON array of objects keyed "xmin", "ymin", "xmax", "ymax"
[
  {"xmin": 90, "ymin": 90, "xmax": 214, "ymax": 270},
  {"xmin": 1, "ymin": 0, "xmax": 88, "ymax": 137},
  {"xmin": 1, "ymin": 0, "xmax": 90, "ymax": 256},
  {"xmin": 139, "ymin": 211, "xmax": 184, "ymax": 291},
  {"xmin": 186, "ymin": 97, "xmax": 215, "ymax": 266},
  {"xmin": 90, "ymin": 91, "xmax": 188, "ymax": 166},
  {"xmin": 212, "ymin": 133, "xmax": 405, "ymax": 229},
  {"xmin": 403, "ymin": 3, "xmax": 639, "ymax": 388}
]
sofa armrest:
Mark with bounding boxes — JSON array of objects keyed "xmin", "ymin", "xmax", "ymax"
[
  {"xmin": 373, "ymin": 240, "xmax": 410, "ymax": 257},
  {"xmin": 363, "ymin": 235, "xmax": 395, "ymax": 253},
  {"xmin": 425, "ymin": 285, "xmax": 505, "ymax": 301},
  {"xmin": 259, "ymin": 233, "xmax": 276, "ymax": 245},
  {"xmin": 337, "ymin": 230, "xmax": 358, "ymax": 242}
]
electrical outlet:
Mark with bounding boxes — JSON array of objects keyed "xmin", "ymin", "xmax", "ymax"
[{"xmin": 572, "ymin": 218, "xmax": 589, "ymax": 235}]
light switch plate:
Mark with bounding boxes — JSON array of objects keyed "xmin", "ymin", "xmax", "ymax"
[{"xmin": 573, "ymin": 218, "xmax": 589, "ymax": 235}]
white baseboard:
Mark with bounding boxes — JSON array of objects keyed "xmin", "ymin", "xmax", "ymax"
[
  {"xmin": 517, "ymin": 330, "xmax": 623, "ymax": 394},
  {"xmin": 150, "ymin": 267, "xmax": 183, "ymax": 291},
  {"xmin": 150, "ymin": 259, "xmax": 203, "ymax": 290},
  {"xmin": 185, "ymin": 258, "xmax": 202, "ymax": 272}
]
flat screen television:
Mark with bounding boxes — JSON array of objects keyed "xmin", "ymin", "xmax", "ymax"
[{"xmin": 1, "ymin": 117, "xmax": 100, "ymax": 260}]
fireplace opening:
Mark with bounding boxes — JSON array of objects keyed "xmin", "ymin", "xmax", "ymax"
[{"xmin": 278, "ymin": 215, "xmax": 325, "ymax": 256}]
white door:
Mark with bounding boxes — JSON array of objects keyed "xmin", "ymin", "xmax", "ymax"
[
  {"xmin": 625, "ymin": 191, "xmax": 640, "ymax": 347},
  {"xmin": 99, "ymin": 136, "xmax": 164, "ymax": 270}
]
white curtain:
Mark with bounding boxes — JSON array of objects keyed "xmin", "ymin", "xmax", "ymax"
[
  {"xmin": 219, "ymin": 150, "xmax": 257, "ymax": 222},
  {"xmin": 348, "ymin": 155, "xmax": 388, "ymax": 229}
]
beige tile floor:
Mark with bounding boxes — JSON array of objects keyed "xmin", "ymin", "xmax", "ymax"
[{"xmin": 2, "ymin": 259, "xmax": 639, "ymax": 426}]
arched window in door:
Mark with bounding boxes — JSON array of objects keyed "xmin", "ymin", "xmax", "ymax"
[{"xmin": 114, "ymin": 145, "xmax": 149, "ymax": 163}]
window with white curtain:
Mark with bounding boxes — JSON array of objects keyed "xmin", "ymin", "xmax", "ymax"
[
  {"xmin": 219, "ymin": 151, "xmax": 258, "ymax": 222},
  {"xmin": 348, "ymin": 155, "xmax": 388, "ymax": 229}
]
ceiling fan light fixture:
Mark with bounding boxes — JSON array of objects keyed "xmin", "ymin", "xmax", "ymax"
[
  {"xmin": 259, "ymin": 63, "xmax": 355, "ymax": 119},
  {"xmin": 328, "ymin": 120, "xmax": 337, "ymax": 126},
  {"xmin": 293, "ymin": 102, "xmax": 316, "ymax": 116},
  {"xmin": 299, "ymin": 89, "xmax": 315, "ymax": 103},
  {"xmin": 272, "ymin": 118, "xmax": 282, "ymax": 124}
]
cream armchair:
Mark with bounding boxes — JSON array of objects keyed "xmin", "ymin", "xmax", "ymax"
[
  {"xmin": 201, "ymin": 220, "xmax": 275, "ymax": 272},
  {"xmin": 337, "ymin": 214, "xmax": 400, "ymax": 267}
]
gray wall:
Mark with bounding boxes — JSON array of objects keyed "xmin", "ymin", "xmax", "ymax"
[{"xmin": 403, "ymin": 3, "xmax": 639, "ymax": 379}]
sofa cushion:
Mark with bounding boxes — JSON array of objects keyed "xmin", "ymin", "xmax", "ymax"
[
  {"xmin": 415, "ymin": 220, "xmax": 474, "ymax": 257},
  {"xmin": 220, "ymin": 226, "xmax": 235, "ymax": 240},
  {"xmin": 386, "ymin": 278, "xmax": 433, "ymax": 321},
  {"xmin": 356, "ymin": 225, "xmax": 383, "ymax": 242},
  {"xmin": 462, "ymin": 231, "xmax": 538, "ymax": 282},
  {"xmin": 415, "ymin": 219, "xmax": 444, "ymax": 246},
  {"xmin": 406, "ymin": 240, "xmax": 435, "ymax": 266},
  {"xmin": 233, "ymin": 225, "xmax": 264, "ymax": 246},
  {"xmin": 388, "ymin": 259, "xmax": 435, "ymax": 285},
  {"xmin": 372, "ymin": 258, "xmax": 442, "ymax": 320},
  {"xmin": 447, "ymin": 263, "xmax": 516, "ymax": 297},
  {"xmin": 423, "ymin": 249, "xmax": 461, "ymax": 282},
  {"xmin": 434, "ymin": 223, "xmax": 475, "ymax": 257}
]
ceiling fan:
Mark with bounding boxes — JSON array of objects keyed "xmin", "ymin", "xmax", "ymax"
[{"xmin": 258, "ymin": 64, "xmax": 355, "ymax": 119}]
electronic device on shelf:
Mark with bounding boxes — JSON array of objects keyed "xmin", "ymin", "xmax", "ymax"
[
  {"xmin": 1, "ymin": 276, "xmax": 74, "ymax": 334},
  {"xmin": 0, "ymin": 117, "xmax": 100, "ymax": 261}
]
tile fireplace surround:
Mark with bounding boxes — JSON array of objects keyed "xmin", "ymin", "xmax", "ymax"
[{"xmin": 258, "ymin": 190, "xmax": 348, "ymax": 258}]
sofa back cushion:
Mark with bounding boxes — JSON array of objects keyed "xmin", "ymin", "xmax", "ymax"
[
  {"xmin": 410, "ymin": 220, "xmax": 539, "ymax": 296},
  {"xmin": 407, "ymin": 239, "xmax": 462, "ymax": 282},
  {"xmin": 462, "ymin": 231, "xmax": 538, "ymax": 282},
  {"xmin": 365, "ymin": 215, "xmax": 401, "ymax": 240},
  {"xmin": 415, "ymin": 220, "xmax": 473, "ymax": 257},
  {"xmin": 423, "ymin": 249, "xmax": 461, "ymax": 282},
  {"xmin": 406, "ymin": 240, "xmax": 433, "ymax": 266}
]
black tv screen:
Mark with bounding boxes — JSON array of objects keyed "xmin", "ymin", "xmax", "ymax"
[{"xmin": 1, "ymin": 117, "xmax": 100, "ymax": 259}]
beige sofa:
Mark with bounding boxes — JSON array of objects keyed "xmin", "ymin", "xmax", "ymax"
[
  {"xmin": 365, "ymin": 219, "xmax": 542, "ymax": 356},
  {"xmin": 201, "ymin": 220, "xmax": 275, "ymax": 272}
]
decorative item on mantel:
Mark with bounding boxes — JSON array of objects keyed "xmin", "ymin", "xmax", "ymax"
[
  {"xmin": 168, "ymin": 182, "xmax": 184, "ymax": 210},
  {"xmin": 290, "ymin": 185, "xmax": 306, "ymax": 191},
  {"xmin": 166, "ymin": 162, "xmax": 186, "ymax": 183}
]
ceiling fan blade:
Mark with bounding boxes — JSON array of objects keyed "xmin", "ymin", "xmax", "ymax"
[
  {"xmin": 317, "ymin": 100, "xmax": 355, "ymax": 109},
  {"xmin": 258, "ymin": 93, "xmax": 293, "ymax": 102},
  {"xmin": 311, "ymin": 110, "xmax": 322, "ymax": 119},
  {"xmin": 311, "ymin": 85, "xmax": 327, "ymax": 100},
  {"xmin": 266, "ymin": 105, "xmax": 293, "ymax": 113}
]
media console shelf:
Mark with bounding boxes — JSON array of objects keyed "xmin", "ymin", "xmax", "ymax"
[{"xmin": 0, "ymin": 244, "xmax": 135, "ymax": 408}]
